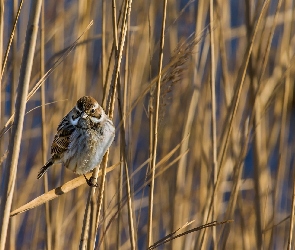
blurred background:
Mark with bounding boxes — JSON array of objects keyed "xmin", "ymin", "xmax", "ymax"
[{"xmin": 1, "ymin": 0, "xmax": 295, "ymax": 249}]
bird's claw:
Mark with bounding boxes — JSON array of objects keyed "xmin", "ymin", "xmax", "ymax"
[{"xmin": 83, "ymin": 175, "xmax": 99, "ymax": 187}]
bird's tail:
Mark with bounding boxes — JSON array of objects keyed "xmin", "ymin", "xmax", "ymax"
[{"xmin": 37, "ymin": 159, "xmax": 54, "ymax": 179}]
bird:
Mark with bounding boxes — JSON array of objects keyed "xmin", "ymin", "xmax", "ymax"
[{"xmin": 37, "ymin": 96, "xmax": 115, "ymax": 187}]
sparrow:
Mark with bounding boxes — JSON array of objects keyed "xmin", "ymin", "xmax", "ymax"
[{"xmin": 37, "ymin": 96, "xmax": 115, "ymax": 187}]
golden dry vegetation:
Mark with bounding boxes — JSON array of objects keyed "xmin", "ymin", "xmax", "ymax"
[{"xmin": 1, "ymin": 0, "xmax": 295, "ymax": 249}]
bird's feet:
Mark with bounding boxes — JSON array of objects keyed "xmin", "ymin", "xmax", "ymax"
[{"xmin": 83, "ymin": 174, "xmax": 99, "ymax": 187}]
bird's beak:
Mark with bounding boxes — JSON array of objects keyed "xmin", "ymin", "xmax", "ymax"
[{"xmin": 81, "ymin": 112, "xmax": 88, "ymax": 119}]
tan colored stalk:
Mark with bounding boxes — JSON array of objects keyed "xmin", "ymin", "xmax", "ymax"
[
  {"xmin": 40, "ymin": 3, "xmax": 52, "ymax": 250},
  {"xmin": 0, "ymin": 1, "xmax": 43, "ymax": 249},
  {"xmin": 84, "ymin": 0, "xmax": 108, "ymax": 247},
  {"xmin": 216, "ymin": 0, "xmax": 269, "ymax": 195},
  {"xmin": 80, "ymin": 0, "xmax": 120, "ymax": 248},
  {"xmin": 209, "ymin": 0, "xmax": 218, "ymax": 249},
  {"xmin": 87, "ymin": 1, "xmax": 109, "ymax": 249},
  {"xmin": 93, "ymin": 0, "xmax": 133, "ymax": 248},
  {"xmin": 79, "ymin": 191, "xmax": 92, "ymax": 250},
  {"xmin": 10, "ymin": 0, "xmax": 20, "ymax": 117},
  {"xmin": 8, "ymin": 2, "xmax": 21, "ymax": 248},
  {"xmin": 260, "ymin": 0, "xmax": 286, "ymax": 246},
  {"xmin": 174, "ymin": 2, "xmax": 208, "ymax": 249},
  {"xmin": 119, "ymin": 12, "xmax": 137, "ymax": 249},
  {"xmin": 0, "ymin": 0, "xmax": 23, "ymax": 82},
  {"xmin": 147, "ymin": 0, "xmax": 167, "ymax": 247},
  {"xmin": 200, "ymin": 1, "xmax": 270, "ymax": 248},
  {"xmin": 116, "ymin": 2, "xmax": 129, "ymax": 246}
]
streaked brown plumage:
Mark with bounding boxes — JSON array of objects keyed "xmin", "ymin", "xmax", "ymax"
[{"xmin": 37, "ymin": 96, "xmax": 115, "ymax": 186}]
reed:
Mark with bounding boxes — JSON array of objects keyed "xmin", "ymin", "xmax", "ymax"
[{"xmin": 1, "ymin": 0, "xmax": 295, "ymax": 249}]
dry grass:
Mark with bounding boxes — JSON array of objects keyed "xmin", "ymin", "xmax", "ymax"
[{"xmin": 1, "ymin": 0, "xmax": 295, "ymax": 249}]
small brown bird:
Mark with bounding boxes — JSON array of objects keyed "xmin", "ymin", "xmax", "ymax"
[{"xmin": 37, "ymin": 96, "xmax": 115, "ymax": 186}]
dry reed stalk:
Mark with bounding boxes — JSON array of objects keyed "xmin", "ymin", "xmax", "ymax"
[
  {"xmin": 116, "ymin": 4, "xmax": 130, "ymax": 247},
  {"xmin": 118, "ymin": 12, "xmax": 138, "ymax": 249},
  {"xmin": 0, "ymin": 1, "xmax": 43, "ymax": 249},
  {"xmin": 0, "ymin": 0, "xmax": 23, "ymax": 82},
  {"xmin": 247, "ymin": 1, "xmax": 274, "ymax": 248},
  {"xmin": 209, "ymin": 0, "xmax": 218, "ymax": 249},
  {"xmin": 93, "ymin": 1, "xmax": 133, "ymax": 249},
  {"xmin": 173, "ymin": 2, "xmax": 208, "ymax": 249},
  {"xmin": 11, "ymin": 0, "xmax": 19, "ymax": 116},
  {"xmin": 147, "ymin": 0, "xmax": 168, "ymax": 248},
  {"xmin": 101, "ymin": 0, "xmax": 124, "ymax": 107},
  {"xmin": 8, "ymin": 34, "xmax": 19, "ymax": 245},
  {"xmin": 79, "ymin": 191, "xmax": 92, "ymax": 250},
  {"xmin": 199, "ymin": 1, "xmax": 270, "ymax": 248},
  {"xmin": 219, "ymin": 0, "xmax": 283, "ymax": 247},
  {"xmin": 81, "ymin": 2, "xmax": 109, "ymax": 249},
  {"xmin": 215, "ymin": 0, "xmax": 231, "ymax": 106},
  {"xmin": 40, "ymin": 3, "xmax": 52, "ymax": 250},
  {"xmin": 111, "ymin": 1, "xmax": 136, "ymax": 248},
  {"xmin": 270, "ymin": 4, "xmax": 290, "ymax": 242},
  {"xmin": 10, "ymin": 165, "xmax": 118, "ymax": 217},
  {"xmin": 219, "ymin": 119, "xmax": 250, "ymax": 249},
  {"xmin": 79, "ymin": 0, "xmax": 121, "ymax": 247},
  {"xmin": 150, "ymin": 220, "xmax": 233, "ymax": 250}
]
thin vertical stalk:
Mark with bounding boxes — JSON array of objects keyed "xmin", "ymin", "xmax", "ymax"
[
  {"xmin": 0, "ymin": 1, "xmax": 43, "ymax": 249},
  {"xmin": 80, "ymin": 0, "xmax": 122, "ymax": 247},
  {"xmin": 147, "ymin": 2, "xmax": 155, "ymax": 245},
  {"xmin": 209, "ymin": 0, "xmax": 217, "ymax": 249},
  {"xmin": 0, "ymin": 0, "xmax": 23, "ymax": 82},
  {"xmin": 93, "ymin": 0, "xmax": 133, "ymax": 248},
  {"xmin": 147, "ymin": 0, "xmax": 168, "ymax": 248},
  {"xmin": 11, "ymin": 0, "xmax": 22, "ymax": 115},
  {"xmin": 178, "ymin": 2, "xmax": 206, "ymax": 249},
  {"xmin": 88, "ymin": 192, "xmax": 98, "ymax": 249},
  {"xmin": 9, "ymin": 1, "xmax": 20, "ymax": 247},
  {"xmin": 79, "ymin": 191, "xmax": 92, "ymax": 250},
  {"xmin": 199, "ymin": 1, "xmax": 270, "ymax": 249},
  {"xmin": 117, "ymin": 85, "xmax": 137, "ymax": 248},
  {"xmin": 147, "ymin": 5, "xmax": 154, "ymax": 241},
  {"xmin": 81, "ymin": 0, "xmax": 119, "ymax": 248},
  {"xmin": 124, "ymin": 161, "xmax": 136, "ymax": 249},
  {"xmin": 116, "ymin": 11, "xmax": 130, "ymax": 247},
  {"xmin": 270, "ymin": 0, "xmax": 289, "ymax": 241},
  {"xmin": 118, "ymin": 13, "xmax": 137, "ymax": 249},
  {"xmin": 40, "ymin": 2, "xmax": 51, "ymax": 250}
]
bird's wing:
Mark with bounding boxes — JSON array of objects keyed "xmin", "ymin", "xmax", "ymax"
[{"xmin": 51, "ymin": 115, "xmax": 75, "ymax": 155}]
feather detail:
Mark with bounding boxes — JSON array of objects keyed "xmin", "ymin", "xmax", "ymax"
[
  {"xmin": 37, "ymin": 159, "xmax": 54, "ymax": 179},
  {"xmin": 51, "ymin": 114, "xmax": 75, "ymax": 155}
]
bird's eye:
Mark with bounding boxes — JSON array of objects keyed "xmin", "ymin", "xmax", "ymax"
[{"xmin": 91, "ymin": 109, "xmax": 95, "ymax": 114}]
